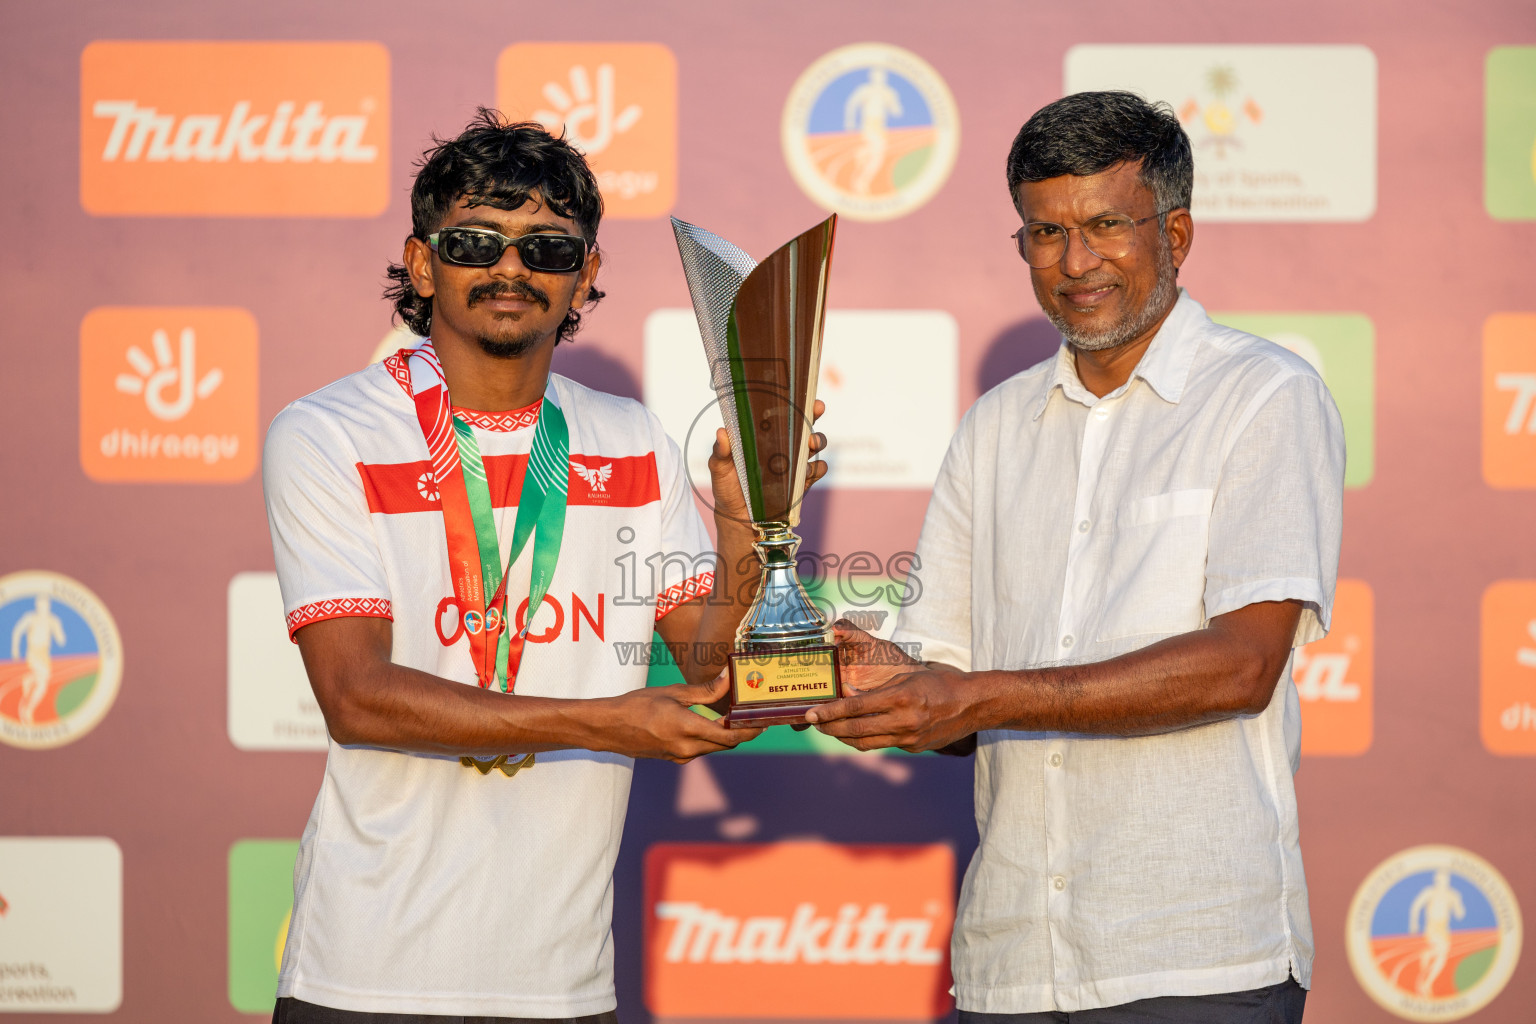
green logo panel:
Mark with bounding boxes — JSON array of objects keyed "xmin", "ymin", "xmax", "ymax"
[
  {"xmin": 1486, "ymin": 47, "xmax": 1536, "ymax": 219},
  {"xmin": 229, "ymin": 839, "xmax": 299, "ymax": 1014},
  {"xmin": 646, "ymin": 574, "xmax": 920, "ymax": 755},
  {"xmin": 1212, "ymin": 313, "xmax": 1375, "ymax": 488}
]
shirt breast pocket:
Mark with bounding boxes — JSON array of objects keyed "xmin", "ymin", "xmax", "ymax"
[{"xmin": 1095, "ymin": 488, "xmax": 1214, "ymax": 643}]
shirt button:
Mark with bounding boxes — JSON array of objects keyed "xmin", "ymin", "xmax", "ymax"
[
  {"xmin": 1094, "ymin": 406, "xmax": 1110, "ymax": 420},
  {"xmin": 1061, "ymin": 634, "xmax": 1075, "ymax": 648},
  {"xmin": 1053, "ymin": 876, "xmax": 1067, "ymax": 891},
  {"xmin": 1077, "ymin": 519, "xmax": 1090, "ymax": 533},
  {"xmin": 1048, "ymin": 752, "xmax": 1063, "ymax": 768}
]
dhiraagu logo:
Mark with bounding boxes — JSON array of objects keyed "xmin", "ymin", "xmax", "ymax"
[
  {"xmin": 1212, "ymin": 312, "xmax": 1374, "ymax": 487},
  {"xmin": 80, "ymin": 306, "xmax": 259, "ymax": 482},
  {"xmin": 228, "ymin": 840, "xmax": 298, "ymax": 1014},
  {"xmin": 498, "ymin": 43, "xmax": 676, "ymax": 218},
  {"xmin": 1485, "ymin": 47, "xmax": 1536, "ymax": 219}
]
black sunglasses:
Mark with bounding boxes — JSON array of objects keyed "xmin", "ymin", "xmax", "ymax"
[{"xmin": 427, "ymin": 227, "xmax": 589, "ymax": 273}]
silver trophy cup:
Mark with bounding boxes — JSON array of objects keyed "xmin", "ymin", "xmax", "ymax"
[{"xmin": 672, "ymin": 214, "xmax": 841, "ymax": 727}]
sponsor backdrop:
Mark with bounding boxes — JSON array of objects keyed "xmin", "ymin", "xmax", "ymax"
[{"xmin": 1, "ymin": 1, "xmax": 1533, "ymax": 1021}]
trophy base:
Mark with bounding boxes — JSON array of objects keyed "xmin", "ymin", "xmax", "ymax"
[{"xmin": 724, "ymin": 646, "xmax": 841, "ymax": 729}]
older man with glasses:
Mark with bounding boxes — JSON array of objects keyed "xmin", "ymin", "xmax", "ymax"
[{"xmin": 812, "ymin": 91, "xmax": 1345, "ymax": 1023}]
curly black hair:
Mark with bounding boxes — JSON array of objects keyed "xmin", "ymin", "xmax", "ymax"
[
  {"xmin": 1005, "ymin": 91, "xmax": 1193, "ymax": 219},
  {"xmin": 384, "ymin": 108, "xmax": 606, "ymax": 344}
]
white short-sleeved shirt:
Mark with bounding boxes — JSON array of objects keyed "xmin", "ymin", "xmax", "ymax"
[
  {"xmin": 893, "ymin": 291, "xmax": 1345, "ymax": 1014},
  {"xmin": 262, "ymin": 345, "xmax": 714, "ymax": 1017}
]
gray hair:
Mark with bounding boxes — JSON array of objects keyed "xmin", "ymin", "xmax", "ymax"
[{"xmin": 1005, "ymin": 91, "xmax": 1193, "ymax": 216}]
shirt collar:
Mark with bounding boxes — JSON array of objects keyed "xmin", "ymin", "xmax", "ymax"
[{"xmin": 1031, "ymin": 289, "xmax": 1206, "ymax": 420}]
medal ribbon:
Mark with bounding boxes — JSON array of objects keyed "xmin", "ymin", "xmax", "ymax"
[{"xmin": 405, "ymin": 345, "xmax": 570, "ymax": 693}]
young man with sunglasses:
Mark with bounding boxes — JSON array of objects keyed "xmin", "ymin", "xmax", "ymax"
[
  {"xmin": 262, "ymin": 110, "xmax": 818, "ymax": 1022},
  {"xmin": 813, "ymin": 92, "xmax": 1344, "ymax": 1022}
]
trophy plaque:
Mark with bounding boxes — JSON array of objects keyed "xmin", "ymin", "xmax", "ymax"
[{"xmin": 671, "ymin": 214, "xmax": 841, "ymax": 728}]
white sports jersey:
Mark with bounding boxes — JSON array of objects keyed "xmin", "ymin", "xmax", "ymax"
[{"xmin": 263, "ymin": 343, "xmax": 714, "ymax": 1017}]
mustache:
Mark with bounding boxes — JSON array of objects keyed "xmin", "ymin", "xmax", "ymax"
[
  {"xmin": 467, "ymin": 279, "xmax": 550, "ymax": 311},
  {"xmin": 1054, "ymin": 271, "xmax": 1121, "ymax": 296}
]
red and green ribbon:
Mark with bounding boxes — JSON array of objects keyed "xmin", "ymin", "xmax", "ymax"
[{"xmin": 406, "ymin": 345, "xmax": 569, "ymax": 693}]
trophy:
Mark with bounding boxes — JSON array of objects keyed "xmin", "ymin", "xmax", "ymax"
[{"xmin": 671, "ymin": 214, "xmax": 841, "ymax": 728}]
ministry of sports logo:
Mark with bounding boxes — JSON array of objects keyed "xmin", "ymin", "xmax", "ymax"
[
  {"xmin": 1347, "ymin": 845, "xmax": 1522, "ymax": 1021},
  {"xmin": 781, "ymin": 43, "xmax": 959, "ymax": 222},
  {"xmin": 0, "ymin": 572, "xmax": 123, "ymax": 749}
]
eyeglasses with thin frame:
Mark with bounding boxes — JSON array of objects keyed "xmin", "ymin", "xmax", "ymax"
[
  {"xmin": 1010, "ymin": 208, "xmax": 1177, "ymax": 269},
  {"xmin": 427, "ymin": 227, "xmax": 589, "ymax": 273}
]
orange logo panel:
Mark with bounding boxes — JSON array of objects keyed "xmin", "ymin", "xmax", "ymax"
[
  {"xmin": 81, "ymin": 41, "xmax": 389, "ymax": 217},
  {"xmin": 497, "ymin": 43, "xmax": 676, "ymax": 218},
  {"xmin": 645, "ymin": 842, "xmax": 953, "ymax": 1020},
  {"xmin": 1296, "ymin": 579, "xmax": 1372, "ymax": 756},
  {"xmin": 80, "ymin": 307, "xmax": 258, "ymax": 482},
  {"xmin": 1483, "ymin": 314, "xmax": 1536, "ymax": 489},
  {"xmin": 1481, "ymin": 580, "xmax": 1536, "ymax": 755}
]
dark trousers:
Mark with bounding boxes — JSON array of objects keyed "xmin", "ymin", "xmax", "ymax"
[
  {"xmin": 957, "ymin": 977, "xmax": 1305, "ymax": 1024},
  {"xmin": 272, "ymin": 997, "xmax": 620, "ymax": 1024}
]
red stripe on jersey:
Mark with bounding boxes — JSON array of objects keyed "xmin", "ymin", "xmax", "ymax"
[
  {"xmin": 287, "ymin": 597, "xmax": 393, "ymax": 639},
  {"xmin": 357, "ymin": 452, "xmax": 662, "ymax": 514}
]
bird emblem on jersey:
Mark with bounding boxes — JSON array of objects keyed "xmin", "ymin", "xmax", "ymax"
[{"xmin": 570, "ymin": 461, "xmax": 613, "ymax": 492}]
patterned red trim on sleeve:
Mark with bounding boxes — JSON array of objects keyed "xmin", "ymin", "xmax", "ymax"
[
  {"xmin": 287, "ymin": 598, "xmax": 394, "ymax": 640},
  {"xmin": 654, "ymin": 571, "xmax": 715, "ymax": 622}
]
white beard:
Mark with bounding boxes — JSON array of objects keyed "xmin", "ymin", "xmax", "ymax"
[{"xmin": 1045, "ymin": 238, "xmax": 1178, "ymax": 353}]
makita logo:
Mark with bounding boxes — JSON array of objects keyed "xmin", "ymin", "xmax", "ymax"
[
  {"xmin": 91, "ymin": 100, "xmax": 378, "ymax": 163},
  {"xmin": 654, "ymin": 900, "xmax": 943, "ymax": 965},
  {"xmin": 80, "ymin": 41, "xmax": 389, "ymax": 216}
]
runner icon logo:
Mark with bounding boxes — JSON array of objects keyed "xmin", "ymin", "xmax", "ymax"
[
  {"xmin": 782, "ymin": 43, "xmax": 960, "ymax": 222},
  {"xmin": 0, "ymin": 572, "xmax": 123, "ymax": 750},
  {"xmin": 1347, "ymin": 845, "xmax": 1522, "ymax": 1021}
]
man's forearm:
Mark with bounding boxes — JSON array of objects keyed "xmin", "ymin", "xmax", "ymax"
[
  {"xmin": 295, "ymin": 617, "xmax": 746, "ymax": 760},
  {"xmin": 676, "ymin": 518, "xmax": 760, "ymax": 684},
  {"xmin": 961, "ymin": 608, "xmax": 1298, "ymax": 737},
  {"xmin": 308, "ymin": 651, "xmax": 607, "ymax": 755},
  {"xmin": 814, "ymin": 602, "xmax": 1304, "ymax": 751}
]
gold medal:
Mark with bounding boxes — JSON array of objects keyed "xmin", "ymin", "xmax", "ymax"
[{"xmin": 460, "ymin": 752, "xmax": 536, "ymax": 778}]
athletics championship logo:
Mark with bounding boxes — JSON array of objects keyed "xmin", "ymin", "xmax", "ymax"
[
  {"xmin": 782, "ymin": 44, "xmax": 959, "ymax": 222},
  {"xmin": 0, "ymin": 572, "xmax": 122, "ymax": 749},
  {"xmin": 1347, "ymin": 845, "xmax": 1522, "ymax": 1021}
]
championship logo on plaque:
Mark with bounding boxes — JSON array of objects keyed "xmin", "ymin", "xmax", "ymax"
[
  {"xmin": 781, "ymin": 43, "xmax": 959, "ymax": 222},
  {"xmin": 1346, "ymin": 845, "xmax": 1522, "ymax": 1021},
  {"xmin": 0, "ymin": 571, "xmax": 122, "ymax": 749}
]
